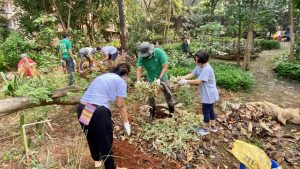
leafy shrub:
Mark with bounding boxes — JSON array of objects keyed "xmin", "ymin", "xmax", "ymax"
[
  {"xmin": 274, "ymin": 61, "xmax": 300, "ymax": 81},
  {"xmin": 0, "ymin": 32, "xmax": 34, "ymax": 70},
  {"xmin": 174, "ymin": 85, "xmax": 196, "ymax": 106},
  {"xmin": 255, "ymin": 39, "xmax": 280, "ymax": 50},
  {"xmin": 169, "ymin": 67, "xmax": 193, "ymax": 77},
  {"xmin": 211, "ymin": 61, "xmax": 254, "ymax": 91},
  {"xmin": 194, "ymin": 22, "xmax": 225, "ymax": 37}
]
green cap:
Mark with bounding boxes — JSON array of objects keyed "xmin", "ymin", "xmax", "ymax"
[{"xmin": 138, "ymin": 42, "xmax": 154, "ymax": 58}]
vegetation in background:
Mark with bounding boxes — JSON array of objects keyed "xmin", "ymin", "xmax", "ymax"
[
  {"xmin": 255, "ymin": 39, "xmax": 280, "ymax": 50},
  {"xmin": 274, "ymin": 52, "xmax": 300, "ymax": 81},
  {"xmin": 0, "ymin": 32, "xmax": 34, "ymax": 70}
]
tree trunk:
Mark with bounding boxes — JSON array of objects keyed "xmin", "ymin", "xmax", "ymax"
[
  {"xmin": 67, "ymin": 0, "xmax": 72, "ymax": 31},
  {"xmin": 0, "ymin": 86, "xmax": 81, "ymax": 115},
  {"xmin": 163, "ymin": 0, "xmax": 172, "ymax": 44},
  {"xmin": 209, "ymin": 0, "xmax": 216, "ymax": 22},
  {"xmin": 51, "ymin": 0, "xmax": 67, "ymax": 32},
  {"xmin": 289, "ymin": 0, "xmax": 295, "ymax": 61},
  {"xmin": 237, "ymin": 0, "xmax": 242, "ymax": 67},
  {"xmin": 118, "ymin": 0, "xmax": 127, "ymax": 50},
  {"xmin": 243, "ymin": 0, "xmax": 255, "ymax": 71}
]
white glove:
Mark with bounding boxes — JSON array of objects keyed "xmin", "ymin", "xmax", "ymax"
[
  {"xmin": 178, "ymin": 79, "xmax": 188, "ymax": 85},
  {"xmin": 99, "ymin": 61, "xmax": 104, "ymax": 65},
  {"xmin": 136, "ymin": 80, "xmax": 142, "ymax": 85},
  {"xmin": 73, "ymin": 60, "xmax": 76, "ymax": 65},
  {"xmin": 124, "ymin": 122, "xmax": 131, "ymax": 136},
  {"xmin": 60, "ymin": 59, "xmax": 64, "ymax": 63},
  {"xmin": 154, "ymin": 79, "xmax": 161, "ymax": 85}
]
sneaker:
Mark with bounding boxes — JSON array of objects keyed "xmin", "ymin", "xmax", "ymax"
[
  {"xmin": 210, "ymin": 126, "xmax": 218, "ymax": 132},
  {"xmin": 196, "ymin": 127, "xmax": 210, "ymax": 136}
]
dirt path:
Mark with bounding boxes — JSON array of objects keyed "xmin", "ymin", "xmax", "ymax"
[{"xmin": 247, "ymin": 42, "xmax": 300, "ymax": 108}]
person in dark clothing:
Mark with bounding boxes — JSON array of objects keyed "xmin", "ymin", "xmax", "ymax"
[{"xmin": 77, "ymin": 63, "xmax": 130, "ymax": 169}]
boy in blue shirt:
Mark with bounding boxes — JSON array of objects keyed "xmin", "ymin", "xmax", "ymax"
[{"xmin": 178, "ymin": 51, "xmax": 219, "ymax": 136}]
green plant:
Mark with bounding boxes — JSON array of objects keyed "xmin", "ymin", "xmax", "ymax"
[
  {"xmin": 0, "ymin": 32, "xmax": 35, "ymax": 70},
  {"xmin": 274, "ymin": 61, "xmax": 300, "ymax": 81},
  {"xmin": 174, "ymin": 85, "xmax": 196, "ymax": 106},
  {"xmin": 136, "ymin": 110, "xmax": 202, "ymax": 158},
  {"xmin": 0, "ymin": 72, "xmax": 24, "ymax": 97},
  {"xmin": 211, "ymin": 61, "xmax": 254, "ymax": 91},
  {"xmin": 255, "ymin": 39, "xmax": 280, "ymax": 50}
]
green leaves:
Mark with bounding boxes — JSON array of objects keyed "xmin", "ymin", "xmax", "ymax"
[
  {"xmin": 255, "ymin": 39, "xmax": 280, "ymax": 50},
  {"xmin": 274, "ymin": 61, "xmax": 300, "ymax": 81},
  {"xmin": 211, "ymin": 61, "xmax": 254, "ymax": 91},
  {"xmin": 0, "ymin": 32, "xmax": 35, "ymax": 71}
]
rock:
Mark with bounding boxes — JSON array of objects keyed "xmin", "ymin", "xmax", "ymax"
[
  {"xmin": 186, "ymin": 163, "xmax": 194, "ymax": 169},
  {"xmin": 176, "ymin": 153, "xmax": 186, "ymax": 162}
]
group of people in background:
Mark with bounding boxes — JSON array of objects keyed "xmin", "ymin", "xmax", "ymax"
[
  {"xmin": 274, "ymin": 26, "xmax": 290, "ymax": 42},
  {"xmin": 57, "ymin": 33, "xmax": 118, "ymax": 86}
]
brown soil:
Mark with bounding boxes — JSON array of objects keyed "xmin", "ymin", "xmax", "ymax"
[{"xmin": 114, "ymin": 140, "xmax": 180, "ymax": 169}]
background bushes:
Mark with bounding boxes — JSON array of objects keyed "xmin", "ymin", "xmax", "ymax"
[
  {"xmin": 0, "ymin": 32, "xmax": 34, "ymax": 70},
  {"xmin": 255, "ymin": 39, "xmax": 280, "ymax": 50},
  {"xmin": 274, "ymin": 61, "xmax": 300, "ymax": 81},
  {"xmin": 211, "ymin": 61, "xmax": 254, "ymax": 91}
]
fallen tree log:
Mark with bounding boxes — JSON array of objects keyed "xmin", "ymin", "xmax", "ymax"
[{"xmin": 0, "ymin": 86, "xmax": 81, "ymax": 115}]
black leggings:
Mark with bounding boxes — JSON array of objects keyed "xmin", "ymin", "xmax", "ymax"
[
  {"xmin": 77, "ymin": 104, "xmax": 116, "ymax": 169},
  {"xmin": 202, "ymin": 103, "xmax": 216, "ymax": 123}
]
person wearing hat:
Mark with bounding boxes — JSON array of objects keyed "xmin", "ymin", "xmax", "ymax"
[
  {"xmin": 78, "ymin": 47, "xmax": 101, "ymax": 73},
  {"xmin": 17, "ymin": 53, "xmax": 38, "ymax": 77},
  {"xmin": 136, "ymin": 42, "xmax": 175, "ymax": 120},
  {"xmin": 58, "ymin": 33, "xmax": 76, "ymax": 86}
]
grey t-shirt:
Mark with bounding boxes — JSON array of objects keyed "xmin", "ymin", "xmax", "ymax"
[
  {"xmin": 192, "ymin": 64, "xmax": 219, "ymax": 104},
  {"xmin": 101, "ymin": 46, "xmax": 117, "ymax": 56},
  {"xmin": 79, "ymin": 47, "xmax": 97, "ymax": 57}
]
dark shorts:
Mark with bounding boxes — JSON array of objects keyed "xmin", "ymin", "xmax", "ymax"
[
  {"xmin": 108, "ymin": 52, "xmax": 118, "ymax": 61},
  {"xmin": 202, "ymin": 103, "xmax": 216, "ymax": 123}
]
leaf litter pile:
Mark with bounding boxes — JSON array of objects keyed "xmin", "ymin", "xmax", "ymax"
[{"xmin": 218, "ymin": 101, "xmax": 300, "ymax": 167}]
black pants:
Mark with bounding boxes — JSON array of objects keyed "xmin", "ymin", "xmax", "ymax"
[
  {"xmin": 77, "ymin": 104, "xmax": 116, "ymax": 169},
  {"xmin": 182, "ymin": 43, "xmax": 189, "ymax": 54},
  {"xmin": 202, "ymin": 103, "xmax": 216, "ymax": 123}
]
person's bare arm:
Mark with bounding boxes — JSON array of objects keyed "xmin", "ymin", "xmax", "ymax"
[
  {"xmin": 158, "ymin": 64, "xmax": 168, "ymax": 79},
  {"xmin": 117, "ymin": 96, "xmax": 129, "ymax": 123},
  {"xmin": 136, "ymin": 67, "xmax": 143, "ymax": 81},
  {"xmin": 59, "ymin": 51, "xmax": 62, "ymax": 61},
  {"xmin": 182, "ymin": 73, "xmax": 194, "ymax": 80},
  {"xmin": 68, "ymin": 49, "xmax": 75, "ymax": 60},
  {"xmin": 187, "ymin": 79, "xmax": 202, "ymax": 85}
]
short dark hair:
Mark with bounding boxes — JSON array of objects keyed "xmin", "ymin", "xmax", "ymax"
[
  {"xmin": 111, "ymin": 63, "xmax": 131, "ymax": 77},
  {"xmin": 63, "ymin": 32, "xmax": 71, "ymax": 38},
  {"xmin": 96, "ymin": 47, "xmax": 101, "ymax": 51},
  {"xmin": 194, "ymin": 51, "xmax": 209, "ymax": 64}
]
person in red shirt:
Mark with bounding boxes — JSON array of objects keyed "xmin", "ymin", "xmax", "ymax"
[{"xmin": 17, "ymin": 54, "xmax": 38, "ymax": 77}]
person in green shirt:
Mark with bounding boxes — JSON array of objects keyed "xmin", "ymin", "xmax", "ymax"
[
  {"xmin": 58, "ymin": 33, "xmax": 75, "ymax": 86},
  {"xmin": 136, "ymin": 42, "xmax": 175, "ymax": 120}
]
